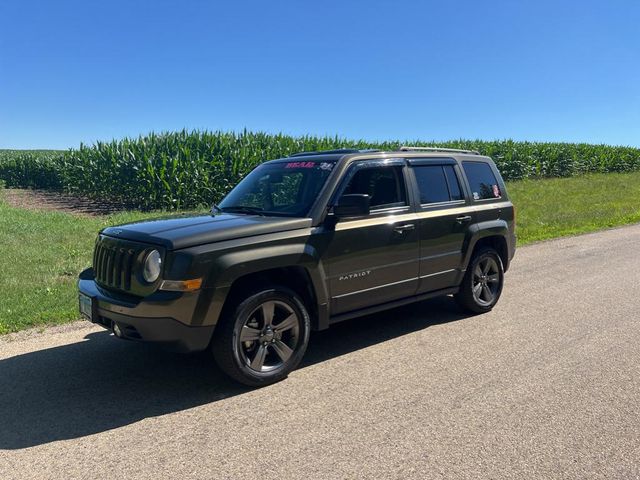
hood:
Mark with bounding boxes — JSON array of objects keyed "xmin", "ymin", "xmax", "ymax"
[{"xmin": 101, "ymin": 213, "xmax": 312, "ymax": 250}]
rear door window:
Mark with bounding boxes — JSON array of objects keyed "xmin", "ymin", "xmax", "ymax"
[
  {"xmin": 462, "ymin": 161, "xmax": 502, "ymax": 200},
  {"xmin": 443, "ymin": 165, "xmax": 463, "ymax": 201},
  {"xmin": 413, "ymin": 165, "xmax": 464, "ymax": 204}
]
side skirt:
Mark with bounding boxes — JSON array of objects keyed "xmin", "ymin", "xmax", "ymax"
[{"xmin": 328, "ymin": 287, "xmax": 459, "ymax": 325}]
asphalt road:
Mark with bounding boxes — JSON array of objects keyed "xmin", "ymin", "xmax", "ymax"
[{"xmin": 1, "ymin": 225, "xmax": 640, "ymax": 480}]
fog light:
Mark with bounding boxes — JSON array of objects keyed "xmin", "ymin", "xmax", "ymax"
[
  {"xmin": 113, "ymin": 322, "xmax": 123, "ymax": 338},
  {"xmin": 159, "ymin": 278, "xmax": 203, "ymax": 292}
]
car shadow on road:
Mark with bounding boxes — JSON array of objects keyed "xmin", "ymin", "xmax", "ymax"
[{"xmin": 0, "ymin": 296, "xmax": 468, "ymax": 450}]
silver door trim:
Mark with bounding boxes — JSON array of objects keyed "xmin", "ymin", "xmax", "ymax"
[{"xmin": 333, "ymin": 277, "xmax": 419, "ymax": 299}]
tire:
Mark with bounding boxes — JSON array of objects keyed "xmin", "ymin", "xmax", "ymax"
[
  {"xmin": 455, "ymin": 247, "xmax": 504, "ymax": 314},
  {"xmin": 212, "ymin": 286, "xmax": 311, "ymax": 387}
]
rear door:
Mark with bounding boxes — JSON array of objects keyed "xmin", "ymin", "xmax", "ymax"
[
  {"xmin": 324, "ymin": 159, "xmax": 420, "ymax": 314},
  {"xmin": 407, "ymin": 159, "xmax": 473, "ymax": 293}
]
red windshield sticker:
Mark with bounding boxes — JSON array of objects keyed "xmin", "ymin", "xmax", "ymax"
[
  {"xmin": 492, "ymin": 184, "xmax": 501, "ymax": 198},
  {"xmin": 285, "ymin": 161, "xmax": 315, "ymax": 169}
]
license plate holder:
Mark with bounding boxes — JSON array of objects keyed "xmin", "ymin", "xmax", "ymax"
[{"xmin": 79, "ymin": 292, "xmax": 95, "ymax": 322}]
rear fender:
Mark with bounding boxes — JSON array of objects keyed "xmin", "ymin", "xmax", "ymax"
[{"xmin": 462, "ymin": 220, "xmax": 510, "ymax": 271}]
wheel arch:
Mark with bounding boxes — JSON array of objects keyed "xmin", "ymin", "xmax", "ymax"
[
  {"xmin": 463, "ymin": 221, "xmax": 511, "ymax": 272},
  {"xmin": 203, "ymin": 244, "xmax": 330, "ymax": 332}
]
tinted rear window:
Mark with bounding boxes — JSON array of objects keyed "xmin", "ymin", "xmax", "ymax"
[
  {"xmin": 414, "ymin": 165, "xmax": 464, "ymax": 204},
  {"xmin": 462, "ymin": 161, "xmax": 502, "ymax": 200}
]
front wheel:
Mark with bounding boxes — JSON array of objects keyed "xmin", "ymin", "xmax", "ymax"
[
  {"xmin": 455, "ymin": 248, "xmax": 504, "ymax": 314},
  {"xmin": 212, "ymin": 286, "xmax": 311, "ymax": 387}
]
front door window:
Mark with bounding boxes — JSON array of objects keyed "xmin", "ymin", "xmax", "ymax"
[{"xmin": 341, "ymin": 166, "xmax": 408, "ymax": 210}]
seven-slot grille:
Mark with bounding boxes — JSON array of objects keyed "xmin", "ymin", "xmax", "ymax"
[{"xmin": 93, "ymin": 239, "xmax": 139, "ymax": 290}]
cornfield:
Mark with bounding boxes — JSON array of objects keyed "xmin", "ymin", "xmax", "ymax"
[
  {"xmin": 0, "ymin": 150, "xmax": 65, "ymax": 190},
  {"xmin": 2, "ymin": 131, "xmax": 640, "ymax": 210}
]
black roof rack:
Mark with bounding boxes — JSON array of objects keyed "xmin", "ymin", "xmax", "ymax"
[
  {"xmin": 399, "ymin": 146, "xmax": 481, "ymax": 155},
  {"xmin": 291, "ymin": 148, "xmax": 380, "ymax": 157}
]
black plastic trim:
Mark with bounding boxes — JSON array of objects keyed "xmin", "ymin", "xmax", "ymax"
[
  {"xmin": 328, "ymin": 287, "xmax": 459, "ymax": 325},
  {"xmin": 94, "ymin": 309, "xmax": 214, "ymax": 353}
]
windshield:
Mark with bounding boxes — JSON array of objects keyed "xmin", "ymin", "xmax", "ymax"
[{"xmin": 218, "ymin": 160, "xmax": 336, "ymax": 217}]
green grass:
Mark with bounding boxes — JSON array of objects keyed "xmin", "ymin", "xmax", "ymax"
[
  {"xmin": 0, "ymin": 197, "xmax": 204, "ymax": 334},
  {"xmin": 509, "ymin": 171, "xmax": 640, "ymax": 243},
  {"xmin": 2, "ymin": 171, "xmax": 640, "ymax": 334}
]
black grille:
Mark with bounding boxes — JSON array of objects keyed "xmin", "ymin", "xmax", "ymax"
[{"xmin": 93, "ymin": 240, "xmax": 138, "ymax": 290}]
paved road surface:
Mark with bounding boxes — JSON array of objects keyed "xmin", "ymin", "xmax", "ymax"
[{"xmin": 1, "ymin": 225, "xmax": 639, "ymax": 479}]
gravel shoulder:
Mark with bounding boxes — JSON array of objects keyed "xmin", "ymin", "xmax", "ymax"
[{"xmin": 0, "ymin": 320, "xmax": 93, "ymax": 344}]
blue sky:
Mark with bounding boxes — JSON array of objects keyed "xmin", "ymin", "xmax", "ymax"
[{"xmin": 1, "ymin": 0, "xmax": 639, "ymax": 149}]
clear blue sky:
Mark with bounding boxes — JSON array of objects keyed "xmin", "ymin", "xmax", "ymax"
[{"xmin": 1, "ymin": 0, "xmax": 639, "ymax": 149}]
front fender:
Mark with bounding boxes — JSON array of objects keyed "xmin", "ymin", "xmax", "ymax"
[{"xmin": 196, "ymin": 243, "xmax": 329, "ymax": 329}]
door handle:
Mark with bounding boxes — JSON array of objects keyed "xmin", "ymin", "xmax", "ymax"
[
  {"xmin": 393, "ymin": 224, "xmax": 415, "ymax": 233},
  {"xmin": 456, "ymin": 215, "xmax": 472, "ymax": 223}
]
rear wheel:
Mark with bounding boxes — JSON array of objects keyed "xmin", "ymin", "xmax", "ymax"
[
  {"xmin": 455, "ymin": 247, "xmax": 504, "ymax": 314},
  {"xmin": 212, "ymin": 286, "xmax": 310, "ymax": 387}
]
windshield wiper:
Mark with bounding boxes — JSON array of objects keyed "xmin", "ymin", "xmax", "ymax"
[
  {"xmin": 219, "ymin": 206, "xmax": 266, "ymax": 216},
  {"xmin": 210, "ymin": 203, "xmax": 222, "ymax": 215}
]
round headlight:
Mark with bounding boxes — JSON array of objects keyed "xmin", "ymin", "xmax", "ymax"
[{"xmin": 142, "ymin": 250, "xmax": 162, "ymax": 283}]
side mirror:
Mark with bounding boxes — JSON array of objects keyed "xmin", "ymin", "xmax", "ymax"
[{"xmin": 333, "ymin": 194, "xmax": 370, "ymax": 218}]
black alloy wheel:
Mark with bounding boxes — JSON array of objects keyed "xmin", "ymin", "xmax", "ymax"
[
  {"xmin": 238, "ymin": 300, "xmax": 301, "ymax": 373},
  {"xmin": 471, "ymin": 256, "xmax": 501, "ymax": 307},
  {"xmin": 455, "ymin": 247, "xmax": 504, "ymax": 314}
]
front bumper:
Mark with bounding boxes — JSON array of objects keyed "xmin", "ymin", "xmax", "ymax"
[{"xmin": 78, "ymin": 269, "xmax": 214, "ymax": 353}]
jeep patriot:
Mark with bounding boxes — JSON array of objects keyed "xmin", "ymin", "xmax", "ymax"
[{"xmin": 78, "ymin": 147, "xmax": 516, "ymax": 386}]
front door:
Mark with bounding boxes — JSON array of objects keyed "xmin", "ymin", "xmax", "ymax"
[{"xmin": 323, "ymin": 160, "xmax": 420, "ymax": 315}]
